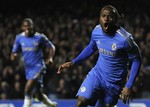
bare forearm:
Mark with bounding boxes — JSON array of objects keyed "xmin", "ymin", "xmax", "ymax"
[
  {"xmin": 10, "ymin": 53, "xmax": 18, "ymax": 61},
  {"xmin": 48, "ymin": 45, "xmax": 55, "ymax": 60},
  {"xmin": 45, "ymin": 44, "xmax": 55, "ymax": 65}
]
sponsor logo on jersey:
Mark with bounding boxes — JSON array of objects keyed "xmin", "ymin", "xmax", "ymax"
[
  {"xmin": 22, "ymin": 47, "xmax": 37, "ymax": 51},
  {"xmin": 99, "ymin": 48, "xmax": 117, "ymax": 56}
]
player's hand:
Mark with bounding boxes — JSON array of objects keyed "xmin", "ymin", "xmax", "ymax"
[
  {"xmin": 120, "ymin": 87, "xmax": 132, "ymax": 104},
  {"xmin": 45, "ymin": 58, "xmax": 53, "ymax": 65},
  {"xmin": 10, "ymin": 53, "xmax": 17, "ymax": 61},
  {"xmin": 57, "ymin": 62, "xmax": 74, "ymax": 74}
]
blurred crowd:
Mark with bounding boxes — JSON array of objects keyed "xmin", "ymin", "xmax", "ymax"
[{"xmin": 0, "ymin": 0, "xmax": 150, "ymax": 100}]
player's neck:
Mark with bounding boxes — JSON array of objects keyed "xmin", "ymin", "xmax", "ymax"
[
  {"xmin": 25, "ymin": 31, "xmax": 35, "ymax": 37},
  {"xmin": 105, "ymin": 25, "xmax": 119, "ymax": 36}
]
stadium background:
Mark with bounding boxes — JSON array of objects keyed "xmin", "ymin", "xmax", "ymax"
[{"xmin": 0, "ymin": 0, "xmax": 150, "ymax": 106}]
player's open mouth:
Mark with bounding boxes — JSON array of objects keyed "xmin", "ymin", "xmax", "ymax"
[{"xmin": 104, "ymin": 23, "xmax": 109, "ymax": 30}]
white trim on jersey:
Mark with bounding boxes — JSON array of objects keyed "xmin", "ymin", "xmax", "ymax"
[{"xmin": 20, "ymin": 32, "xmax": 25, "ymax": 36}]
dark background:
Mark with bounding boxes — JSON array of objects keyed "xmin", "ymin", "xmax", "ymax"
[{"xmin": 0, "ymin": 0, "xmax": 150, "ymax": 100}]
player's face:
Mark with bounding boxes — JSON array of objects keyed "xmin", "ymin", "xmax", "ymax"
[
  {"xmin": 100, "ymin": 8, "xmax": 116, "ymax": 34},
  {"xmin": 21, "ymin": 21, "xmax": 31, "ymax": 31},
  {"xmin": 21, "ymin": 21, "xmax": 33, "ymax": 36}
]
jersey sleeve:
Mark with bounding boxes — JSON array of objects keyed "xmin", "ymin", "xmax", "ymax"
[
  {"xmin": 12, "ymin": 36, "xmax": 21, "ymax": 53},
  {"xmin": 72, "ymin": 31, "xmax": 97, "ymax": 64},
  {"xmin": 124, "ymin": 36, "xmax": 141, "ymax": 61},
  {"xmin": 124, "ymin": 36, "xmax": 142, "ymax": 88},
  {"xmin": 41, "ymin": 34, "xmax": 54, "ymax": 48}
]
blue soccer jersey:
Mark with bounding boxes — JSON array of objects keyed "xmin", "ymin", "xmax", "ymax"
[
  {"xmin": 93, "ymin": 25, "xmax": 141, "ymax": 86},
  {"xmin": 12, "ymin": 32, "xmax": 53, "ymax": 79},
  {"xmin": 72, "ymin": 24, "xmax": 141, "ymax": 87}
]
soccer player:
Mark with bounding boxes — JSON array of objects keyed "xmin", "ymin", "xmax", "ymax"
[
  {"xmin": 11, "ymin": 18, "xmax": 57, "ymax": 107},
  {"xmin": 57, "ymin": 5, "xmax": 142, "ymax": 107}
]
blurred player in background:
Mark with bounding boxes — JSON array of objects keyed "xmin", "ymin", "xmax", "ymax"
[
  {"xmin": 57, "ymin": 5, "xmax": 142, "ymax": 107},
  {"xmin": 11, "ymin": 18, "xmax": 57, "ymax": 107}
]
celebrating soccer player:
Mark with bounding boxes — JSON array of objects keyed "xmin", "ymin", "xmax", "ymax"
[
  {"xmin": 11, "ymin": 18, "xmax": 57, "ymax": 107},
  {"xmin": 57, "ymin": 5, "xmax": 142, "ymax": 107}
]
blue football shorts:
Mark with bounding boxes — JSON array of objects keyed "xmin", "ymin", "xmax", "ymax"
[
  {"xmin": 76, "ymin": 68, "xmax": 121, "ymax": 106},
  {"xmin": 25, "ymin": 66, "xmax": 46, "ymax": 80}
]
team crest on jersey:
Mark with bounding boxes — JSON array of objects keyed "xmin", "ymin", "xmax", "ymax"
[
  {"xmin": 112, "ymin": 43, "xmax": 117, "ymax": 51},
  {"xmin": 21, "ymin": 42, "xmax": 25, "ymax": 46},
  {"xmin": 33, "ymin": 42, "xmax": 38, "ymax": 46},
  {"xmin": 80, "ymin": 86, "xmax": 86, "ymax": 93}
]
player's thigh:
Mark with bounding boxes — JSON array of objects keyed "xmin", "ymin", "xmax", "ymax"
[
  {"xmin": 95, "ymin": 100, "xmax": 115, "ymax": 107},
  {"xmin": 25, "ymin": 67, "xmax": 45, "ymax": 92},
  {"xmin": 25, "ymin": 79, "xmax": 37, "ymax": 92},
  {"xmin": 76, "ymin": 96, "xmax": 89, "ymax": 107},
  {"xmin": 33, "ymin": 70, "xmax": 45, "ymax": 94},
  {"xmin": 105, "ymin": 94, "xmax": 119, "ymax": 106},
  {"xmin": 95, "ymin": 83, "xmax": 121, "ymax": 107},
  {"xmin": 104, "ymin": 85, "xmax": 121, "ymax": 106}
]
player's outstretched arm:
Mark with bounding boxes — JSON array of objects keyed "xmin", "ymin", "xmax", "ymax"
[{"xmin": 57, "ymin": 62, "xmax": 74, "ymax": 74}]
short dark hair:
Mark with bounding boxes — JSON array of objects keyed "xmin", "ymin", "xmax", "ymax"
[{"xmin": 23, "ymin": 18, "xmax": 34, "ymax": 28}]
